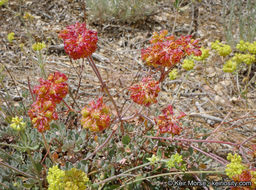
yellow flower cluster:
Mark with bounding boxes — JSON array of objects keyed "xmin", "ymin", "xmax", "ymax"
[
  {"xmin": 147, "ymin": 154, "xmax": 160, "ymax": 165},
  {"xmin": 47, "ymin": 166, "xmax": 89, "ymax": 190},
  {"xmin": 166, "ymin": 153, "xmax": 185, "ymax": 170},
  {"xmin": 223, "ymin": 59, "xmax": 237, "ymax": 73},
  {"xmin": 237, "ymin": 40, "xmax": 256, "ymax": 54},
  {"xmin": 168, "ymin": 69, "xmax": 178, "ymax": 80},
  {"xmin": 182, "ymin": 58, "xmax": 195, "ymax": 71},
  {"xmin": 251, "ymin": 171, "xmax": 256, "ymax": 186},
  {"xmin": 232, "ymin": 53, "xmax": 255, "ymax": 65},
  {"xmin": 193, "ymin": 47, "xmax": 210, "ymax": 61},
  {"xmin": 10, "ymin": 116, "xmax": 26, "ymax": 131},
  {"xmin": 211, "ymin": 40, "xmax": 232, "ymax": 56},
  {"xmin": 225, "ymin": 153, "xmax": 246, "ymax": 179},
  {"xmin": 47, "ymin": 165, "xmax": 65, "ymax": 190},
  {"xmin": 7, "ymin": 32, "xmax": 15, "ymax": 43},
  {"xmin": 23, "ymin": 12, "xmax": 34, "ymax": 20},
  {"xmin": 32, "ymin": 42, "xmax": 46, "ymax": 51}
]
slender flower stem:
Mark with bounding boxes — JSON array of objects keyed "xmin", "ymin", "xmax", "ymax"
[
  {"xmin": 93, "ymin": 174, "xmax": 135, "ymax": 187},
  {"xmin": 87, "ymin": 55, "xmax": 124, "ymax": 133},
  {"xmin": 41, "ymin": 133, "xmax": 56, "ymax": 164},
  {"xmin": 27, "ymin": 76, "xmax": 35, "ymax": 102},
  {"xmin": 62, "ymin": 100, "xmax": 74, "ymax": 112},
  {"xmin": 145, "ymin": 136, "xmax": 239, "ymax": 146},
  {"xmin": 190, "ymin": 145, "xmax": 228, "ymax": 165}
]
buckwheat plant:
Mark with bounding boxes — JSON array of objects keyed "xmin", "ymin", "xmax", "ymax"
[{"xmin": 3, "ymin": 18, "xmax": 255, "ymax": 189}]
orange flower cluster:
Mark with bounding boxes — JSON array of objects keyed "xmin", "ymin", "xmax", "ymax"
[
  {"xmin": 129, "ymin": 77, "xmax": 160, "ymax": 107},
  {"xmin": 28, "ymin": 72, "xmax": 69, "ymax": 133},
  {"xmin": 59, "ymin": 22, "xmax": 98, "ymax": 60},
  {"xmin": 155, "ymin": 105, "xmax": 186, "ymax": 136},
  {"xmin": 141, "ymin": 30, "xmax": 201, "ymax": 68},
  {"xmin": 231, "ymin": 169, "xmax": 256, "ymax": 190},
  {"xmin": 81, "ymin": 97, "xmax": 111, "ymax": 132}
]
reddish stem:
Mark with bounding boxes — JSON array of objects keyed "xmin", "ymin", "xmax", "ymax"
[
  {"xmin": 87, "ymin": 55, "xmax": 124, "ymax": 134},
  {"xmin": 27, "ymin": 76, "xmax": 35, "ymax": 102}
]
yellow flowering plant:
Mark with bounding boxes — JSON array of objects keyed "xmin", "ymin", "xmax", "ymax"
[
  {"xmin": 10, "ymin": 116, "xmax": 26, "ymax": 131},
  {"xmin": 7, "ymin": 32, "xmax": 15, "ymax": 43}
]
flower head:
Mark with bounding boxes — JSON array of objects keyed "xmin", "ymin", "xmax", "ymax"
[
  {"xmin": 23, "ymin": 12, "xmax": 34, "ymax": 20},
  {"xmin": 32, "ymin": 42, "xmax": 46, "ymax": 51},
  {"xmin": 147, "ymin": 154, "xmax": 160, "ymax": 165},
  {"xmin": 7, "ymin": 32, "xmax": 15, "ymax": 43},
  {"xmin": 169, "ymin": 68, "xmax": 178, "ymax": 80},
  {"xmin": 33, "ymin": 71, "xmax": 68, "ymax": 104},
  {"xmin": 223, "ymin": 59, "xmax": 237, "ymax": 73},
  {"xmin": 28, "ymin": 100, "xmax": 58, "ymax": 133},
  {"xmin": 193, "ymin": 47, "xmax": 210, "ymax": 61},
  {"xmin": 81, "ymin": 97, "xmax": 111, "ymax": 132},
  {"xmin": 155, "ymin": 105, "xmax": 186, "ymax": 135},
  {"xmin": 232, "ymin": 53, "xmax": 255, "ymax": 65},
  {"xmin": 182, "ymin": 58, "xmax": 195, "ymax": 71},
  {"xmin": 141, "ymin": 31, "xmax": 201, "ymax": 68},
  {"xmin": 59, "ymin": 22, "xmax": 98, "ymax": 59},
  {"xmin": 63, "ymin": 168, "xmax": 89, "ymax": 190},
  {"xmin": 47, "ymin": 166, "xmax": 90, "ymax": 190},
  {"xmin": 211, "ymin": 40, "xmax": 232, "ymax": 56},
  {"xmin": 129, "ymin": 77, "xmax": 160, "ymax": 107},
  {"xmin": 47, "ymin": 165, "xmax": 65, "ymax": 190},
  {"xmin": 10, "ymin": 116, "xmax": 26, "ymax": 131},
  {"xmin": 28, "ymin": 72, "xmax": 68, "ymax": 133},
  {"xmin": 166, "ymin": 153, "xmax": 186, "ymax": 170},
  {"xmin": 225, "ymin": 153, "xmax": 247, "ymax": 179}
]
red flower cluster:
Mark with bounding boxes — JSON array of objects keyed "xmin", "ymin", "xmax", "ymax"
[
  {"xmin": 155, "ymin": 105, "xmax": 186, "ymax": 136},
  {"xmin": 141, "ymin": 30, "xmax": 202, "ymax": 68},
  {"xmin": 81, "ymin": 97, "xmax": 111, "ymax": 132},
  {"xmin": 28, "ymin": 72, "xmax": 69, "ymax": 133},
  {"xmin": 33, "ymin": 72, "xmax": 68, "ymax": 104},
  {"xmin": 129, "ymin": 77, "xmax": 160, "ymax": 107},
  {"xmin": 231, "ymin": 169, "xmax": 256, "ymax": 190},
  {"xmin": 59, "ymin": 22, "xmax": 98, "ymax": 60}
]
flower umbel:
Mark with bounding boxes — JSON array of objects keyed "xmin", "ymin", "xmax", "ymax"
[
  {"xmin": 81, "ymin": 97, "xmax": 111, "ymax": 132},
  {"xmin": 32, "ymin": 42, "xmax": 46, "ymax": 51},
  {"xmin": 182, "ymin": 58, "xmax": 195, "ymax": 71},
  {"xmin": 193, "ymin": 47, "xmax": 210, "ymax": 61},
  {"xmin": 155, "ymin": 105, "xmax": 186, "ymax": 135},
  {"xmin": 211, "ymin": 40, "xmax": 232, "ymax": 56},
  {"xmin": 129, "ymin": 77, "xmax": 160, "ymax": 107},
  {"xmin": 47, "ymin": 166, "xmax": 90, "ymax": 190},
  {"xmin": 225, "ymin": 153, "xmax": 246, "ymax": 179},
  {"xmin": 166, "ymin": 153, "xmax": 186, "ymax": 171},
  {"xmin": 47, "ymin": 165, "xmax": 65, "ymax": 190},
  {"xmin": 59, "ymin": 22, "xmax": 98, "ymax": 59},
  {"xmin": 28, "ymin": 72, "xmax": 69, "ymax": 133},
  {"xmin": 63, "ymin": 168, "xmax": 90, "ymax": 190},
  {"xmin": 147, "ymin": 154, "xmax": 160, "ymax": 165},
  {"xmin": 7, "ymin": 32, "xmax": 15, "ymax": 43},
  {"xmin": 10, "ymin": 116, "xmax": 26, "ymax": 131},
  {"xmin": 169, "ymin": 68, "xmax": 178, "ymax": 80},
  {"xmin": 141, "ymin": 30, "xmax": 201, "ymax": 68}
]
